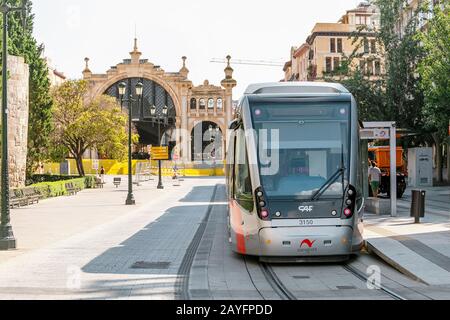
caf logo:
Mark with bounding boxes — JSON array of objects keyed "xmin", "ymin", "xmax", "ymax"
[{"xmin": 298, "ymin": 206, "xmax": 314, "ymax": 213}]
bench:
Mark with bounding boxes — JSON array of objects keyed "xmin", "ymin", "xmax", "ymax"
[
  {"xmin": 22, "ymin": 188, "xmax": 41, "ymax": 205},
  {"xmin": 113, "ymin": 178, "xmax": 122, "ymax": 188},
  {"xmin": 10, "ymin": 190, "xmax": 26, "ymax": 208},
  {"xmin": 95, "ymin": 177, "xmax": 105, "ymax": 189},
  {"xmin": 65, "ymin": 182, "xmax": 79, "ymax": 196},
  {"xmin": 9, "ymin": 188, "xmax": 41, "ymax": 208}
]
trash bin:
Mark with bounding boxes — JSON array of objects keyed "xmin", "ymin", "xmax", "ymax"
[{"xmin": 410, "ymin": 190, "xmax": 426, "ymax": 223}]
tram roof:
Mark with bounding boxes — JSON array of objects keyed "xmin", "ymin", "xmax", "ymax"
[{"xmin": 244, "ymin": 82, "xmax": 350, "ymax": 95}]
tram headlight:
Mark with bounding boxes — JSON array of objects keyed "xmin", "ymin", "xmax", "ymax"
[{"xmin": 344, "ymin": 208, "xmax": 352, "ymax": 217}]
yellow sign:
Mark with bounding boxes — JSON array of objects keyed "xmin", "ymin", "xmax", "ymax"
[{"xmin": 151, "ymin": 146, "xmax": 169, "ymax": 160}]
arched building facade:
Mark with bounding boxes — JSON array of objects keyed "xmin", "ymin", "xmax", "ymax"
[{"xmin": 82, "ymin": 39, "xmax": 237, "ymax": 163}]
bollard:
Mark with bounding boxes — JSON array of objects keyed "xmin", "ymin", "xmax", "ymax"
[{"xmin": 410, "ymin": 190, "xmax": 426, "ymax": 223}]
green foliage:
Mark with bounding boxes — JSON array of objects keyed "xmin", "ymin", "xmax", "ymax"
[
  {"xmin": 373, "ymin": 0, "xmax": 426, "ymax": 131},
  {"xmin": 26, "ymin": 174, "xmax": 83, "ymax": 185},
  {"xmin": 325, "ymin": 0, "xmax": 427, "ymax": 135},
  {"xmin": 84, "ymin": 175, "xmax": 96, "ymax": 189},
  {"xmin": 50, "ymin": 80, "xmax": 132, "ymax": 176},
  {"xmin": 417, "ymin": 2, "xmax": 450, "ymax": 142},
  {"xmin": 30, "ymin": 177, "xmax": 87, "ymax": 198},
  {"xmin": 0, "ymin": 0, "xmax": 53, "ymax": 177}
]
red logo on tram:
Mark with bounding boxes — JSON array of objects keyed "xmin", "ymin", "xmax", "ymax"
[{"xmin": 300, "ymin": 239, "xmax": 316, "ymax": 248}]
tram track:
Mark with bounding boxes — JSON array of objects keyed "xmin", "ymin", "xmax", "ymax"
[
  {"xmin": 343, "ymin": 264, "xmax": 408, "ymax": 301},
  {"xmin": 177, "ymin": 184, "xmax": 219, "ymax": 300},
  {"xmin": 259, "ymin": 263, "xmax": 297, "ymax": 301}
]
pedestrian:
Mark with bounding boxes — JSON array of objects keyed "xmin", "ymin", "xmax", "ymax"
[
  {"xmin": 100, "ymin": 166, "xmax": 105, "ymax": 183},
  {"xmin": 368, "ymin": 161, "xmax": 382, "ymax": 198}
]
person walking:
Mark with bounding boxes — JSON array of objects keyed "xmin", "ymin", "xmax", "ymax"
[
  {"xmin": 100, "ymin": 166, "xmax": 106, "ymax": 183},
  {"xmin": 368, "ymin": 161, "xmax": 382, "ymax": 198}
]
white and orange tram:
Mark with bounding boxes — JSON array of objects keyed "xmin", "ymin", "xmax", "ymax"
[{"xmin": 226, "ymin": 82, "xmax": 365, "ymax": 262}]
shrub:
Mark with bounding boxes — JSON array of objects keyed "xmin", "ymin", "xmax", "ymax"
[
  {"xmin": 84, "ymin": 176, "xmax": 96, "ymax": 189},
  {"xmin": 7, "ymin": 177, "xmax": 94, "ymax": 203},
  {"xmin": 32, "ymin": 181, "xmax": 67, "ymax": 197},
  {"xmin": 26, "ymin": 174, "xmax": 83, "ymax": 186}
]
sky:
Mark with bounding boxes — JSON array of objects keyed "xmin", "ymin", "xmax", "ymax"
[{"xmin": 32, "ymin": 0, "xmax": 361, "ymax": 98}]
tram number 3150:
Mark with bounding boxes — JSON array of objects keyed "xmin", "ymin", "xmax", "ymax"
[{"xmin": 299, "ymin": 220, "xmax": 314, "ymax": 226}]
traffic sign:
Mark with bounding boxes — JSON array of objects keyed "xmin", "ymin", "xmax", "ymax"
[
  {"xmin": 151, "ymin": 146, "xmax": 169, "ymax": 160},
  {"xmin": 360, "ymin": 128, "xmax": 390, "ymax": 140},
  {"xmin": 92, "ymin": 159, "xmax": 99, "ymax": 170}
]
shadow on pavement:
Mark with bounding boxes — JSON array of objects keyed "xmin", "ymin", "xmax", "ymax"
[
  {"xmin": 179, "ymin": 185, "xmax": 226, "ymax": 203},
  {"xmin": 82, "ymin": 203, "xmax": 226, "ymax": 276}
]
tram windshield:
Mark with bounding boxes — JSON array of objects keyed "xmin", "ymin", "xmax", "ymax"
[{"xmin": 251, "ymin": 101, "xmax": 351, "ymax": 199}]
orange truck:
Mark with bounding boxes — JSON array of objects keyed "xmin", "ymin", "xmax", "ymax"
[{"xmin": 368, "ymin": 146, "xmax": 407, "ymax": 198}]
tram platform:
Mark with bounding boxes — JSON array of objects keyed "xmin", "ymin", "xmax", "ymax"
[{"xmin": 363, "ymin": 186, "xmax": 450, "ymax": 286}]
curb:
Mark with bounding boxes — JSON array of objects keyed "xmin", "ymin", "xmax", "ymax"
[{"xmin": 364, "ymin": 240, "xmax": 428, "ymax": 285}]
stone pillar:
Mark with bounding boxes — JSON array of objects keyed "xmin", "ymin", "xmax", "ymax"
[{"xmin": 6, "ymin": 56, "xmax": 29, "ymax": 188}]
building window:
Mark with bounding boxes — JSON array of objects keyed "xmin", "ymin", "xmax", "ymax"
[
  {"xmin": 333, "ymin": 57, "xmax": 340, "ymax": 71},
  {"xmin": 190, "ymin": 98, "xmax": 197, "ymax": 110},
  {"xmin": 217, "ymin": 98, "xmax": 223, "ymax": 110},
  {"xmin": 337, "ymin": 38, "xmax": 343, "ymax": 53},
  {"xmin": 370, "ymin": 40, "xmax": 377, "ymax": 54},
  {"xmin": 367, "ymin": 60, "xmax": 374, "ymax": 76},
  {"xmin": 375, "ymin": 60, "xmax": 381, "ymax": 76},
  {"xmin": 364, "ymin": 39, "xmax": 370, "ymax": 54},
  {"xmin": 234, "ymin": 128, "xmax": 254, "ymax": 212},
  {"xmin": 208, "ymin": 98, "xmax": 214, "ymax": 110},
  {"xmin": 356, "ymin": 14, "xmax": 367, "ymax": 25},
  {"xmin": 199, "ymin": 99, "xmax": 206, "ymax": 110},
  {"xmin": 330, "ymin": 38, "xmax": 336, "ymax": 53},
  {"xmin": 359, "ymin": 59, "xmax": 366, "ymax": 73},
  {"xmin": 326, "ymin": 57, "xmax": 332, "ymax": 73}
]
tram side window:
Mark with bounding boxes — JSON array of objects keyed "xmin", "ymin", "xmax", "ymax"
[{"xmin": 234, "ymin": 129, "xmax": 254, "ymax": 212}]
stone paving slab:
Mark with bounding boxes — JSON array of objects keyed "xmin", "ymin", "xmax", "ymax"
[
  {"xmin": 0, "ymin": 178, "xmax": 222, "ymax": 300},
  {"xmin": 365, "ymin": 228, "xmax": 450, "ymax": 286},
  {"xmin": 363, "ymin": 186, "xmax": 450, "ymax": 287}
]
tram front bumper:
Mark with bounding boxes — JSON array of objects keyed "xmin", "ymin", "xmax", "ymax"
[{"xmin": 258, "ymin": 226, "xmax": 353, "ymax": 257}]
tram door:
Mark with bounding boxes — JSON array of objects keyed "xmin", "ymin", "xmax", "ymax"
[{"xmin": 229, "ymin": 126, "xmax": 255, "ymax": 255}]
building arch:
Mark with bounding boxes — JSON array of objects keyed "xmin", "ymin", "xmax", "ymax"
[
  {"xmin": 190, "ymin": 121, "xmax": 224, "ymax": 162},
  {"xmin": 92, "ymin": 73, "xmax": 182, "ymax": 119}
]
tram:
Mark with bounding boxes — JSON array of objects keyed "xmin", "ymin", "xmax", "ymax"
[{"xmin": 226, "ymin": 82, "xmax": 365, "ymax": 262}]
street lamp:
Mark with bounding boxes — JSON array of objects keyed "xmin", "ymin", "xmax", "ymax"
[
  {"xmin": 150, "ymin": 105, "xmax": 168, "ymax": 189},
  {"xmin": 118, "ymin": 81, "xmax": 143, "ymax": 205},
  {"xmin": 208, "ymin": 125, "xmax": 220, "ymax": 176},
  {"xmin": 1, "ymin": 0, "xmax": 28, "ymax": 251}
]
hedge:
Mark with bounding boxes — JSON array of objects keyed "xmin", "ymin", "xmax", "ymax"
[
  {"xmin": 26, "ymin": 174, "xmax": 85, "ymax": 186},
  {"xmin": 31, "ymin": 178, "xmax": 88, "ymax": 198}
]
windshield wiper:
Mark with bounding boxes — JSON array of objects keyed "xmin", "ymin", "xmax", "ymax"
[{"xmin": 310, "ymin": 145, "xmax": 346, "ymax": 202}]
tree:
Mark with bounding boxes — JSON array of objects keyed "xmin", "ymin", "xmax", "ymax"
[
  {"xmin": 51, "ymin": 80, "xmax": 134, "ymax": 176},
  {"xmin": 0, "ymin": 0, "xmax": 53, "ymax": 177},
  {"xmin": 417, "ymin": 2, "xmax": 450, "ymax": 183},
  {"xmin": 323, "ymin": 24, "xmax": 388, "ymax": 122},
  {"xmin": 374, "ymin": 0, "xmax": 426, "ymax": 132}
]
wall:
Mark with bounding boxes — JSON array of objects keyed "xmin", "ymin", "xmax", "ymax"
[
  {"xmin": 42, "ymin": 159, "xmax": 225, "ymax": 177},
  {"xmin": 3, "ymin": 56, "xmax": 30, "ymax": 188}
]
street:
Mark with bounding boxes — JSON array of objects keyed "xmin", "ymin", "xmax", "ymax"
[{"xmin": 0, "ymin": 177, "xmax": 449, "ymax": 300}]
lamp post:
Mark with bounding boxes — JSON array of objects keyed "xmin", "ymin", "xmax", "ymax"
[
  {"xmin": 118, "ymin": 81, "xmax": 143, "ymax": 205},
  {"xmin": 209, "ymin": 125, "xmax": 220, "ymax": 176},
  {"xmin": 151, "ymin": 105, "xmax": 168, "ymax": 189},
  {"xmin": 0, "ymin": 0, "xmax": 28, "ymax": 251}
]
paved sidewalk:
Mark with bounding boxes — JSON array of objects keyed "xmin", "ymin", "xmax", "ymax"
[
  {"xmin": 0, "ymin": 176, "xmax": 222, "ymax": 300},
  {"xmin": 364, "ymin": 186, "xmax": 450, "ymax": 288}
]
